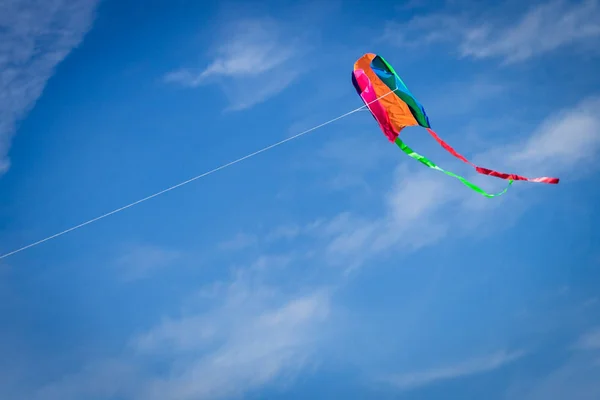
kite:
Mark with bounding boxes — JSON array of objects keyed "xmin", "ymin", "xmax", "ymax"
[{"xmin": 351, "ymin": 53, "xmax": 559, "ymax": 197}]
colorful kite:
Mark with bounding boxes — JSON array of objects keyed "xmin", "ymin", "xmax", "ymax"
[{"xmin": 351, "ymin": 53, "xmax": 559, "ymax": 197}]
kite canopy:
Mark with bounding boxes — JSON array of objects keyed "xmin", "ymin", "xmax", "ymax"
[{"xmin": 352, "ymin": 53, "xmax": 559, "ymax": 198}]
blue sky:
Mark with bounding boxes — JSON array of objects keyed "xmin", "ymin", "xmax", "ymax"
[{"xmin": 1, "ymin": 0, "xmax": 600, "ymax": 398}]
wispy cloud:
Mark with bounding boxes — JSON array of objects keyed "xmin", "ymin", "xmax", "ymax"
[
  {"xmin": 385, "ymin": 0, "xmax": 600, "ymax": 63},
  {"xmin": 505, "ymin": 324, "xmax": 600, "ymax": 399},
  {"xmin": 506, "ymin": 353, "xmax": 600, "ymax": 400},
  {"xmin": 424, "ymin": 77, "xmax": 507, "ymax": 117},
  {"xmin": 461, "ymin": 0, "xmax": 600, "ymax": 63},
  {"xmin": 133, "ymin": 265, "xmax": 330, "ymax": 400},
  {"xmin": 0, "ymin": 0, "xmax": 99, "ymax": 175},
  {"xmin": 382, "ymin": 349, "xmax": 525, "ymax": 391},
  {"xmin": 310, "ymin": 135, "xmax": 395, "ymax": 192},
  {"xmin": 31, "ymin": 360, "xmax": 141, "ymax": 400},
  {"xmin": 265, "ymin": 225, "xmax": 302, "ymax": 243},
  {"xmin": 573, "ymin": 326, "xmax": 600, "ymax": 351},
  {"xmin": 218, "ymin": 232, "xmax": 258, "ymax": 251},
  {"xmin": 477, "ymin": 95, "xmax": 600, "ymax": 180},
  {"xmin": 314, "ymin": 168, "xmax": 464, "ymax": 272},
  {"xmin": 583, "ymin": 297, "xmax": 599, "ymax": 307},
  {"xmin": 21, "ymin": 263, "xmax": 331, "ymax": 400},
  {"xmin": 165, "ymin": 17, "xmax": 310, "ymax": 111},
  {"xmin": 135, "ymin": 281, "xmax": 330, "ymax": 400},
  {"xmin": 115, "ymin": 243, "xmax": 182, "ymax": 282}
]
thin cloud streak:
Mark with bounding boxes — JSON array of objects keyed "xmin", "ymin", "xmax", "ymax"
[
  {"xmin": 385, "ymin": 0, "xmax": 600, "ymax": 63},
  {"xmin": 573, "ymin": 326, "xmax": 600, "ymax": 351},
  {"xmin": 115, "ymin": 243, "xmax": 182, "ymax": 282},
  {"xmin": 382, "ymin": 350, "xmax": 526, "ymax": 391},
  {"xmin": 164, "ymin": 17, "xmax": 310, "ymax": 111},
  {"xmin": 136, "ymin": 288, "xmax": 330, "ymax": 400},
  {"xmin": 0, "ymin": 0, "xmax": 99, "ymax": 175}
]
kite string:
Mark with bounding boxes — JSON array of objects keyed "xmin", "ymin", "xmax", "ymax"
[{"xmin": 0, "ymin": 90, "xmax": 397, "ymax": 260}]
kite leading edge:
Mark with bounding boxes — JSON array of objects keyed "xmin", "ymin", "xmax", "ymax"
[{"xmin": 351, "ymin": 53, "xmax": 559, "ymax": 198}]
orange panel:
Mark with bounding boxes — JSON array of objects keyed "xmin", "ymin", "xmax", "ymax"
[{"xmin": 353, "ymin": 53, "xmax": 419, "ymax": 133}]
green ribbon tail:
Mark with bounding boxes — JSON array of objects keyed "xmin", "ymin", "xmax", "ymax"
[{"xmin": 394, "ymin": 137, "xmax": 513, "ymax": 198}]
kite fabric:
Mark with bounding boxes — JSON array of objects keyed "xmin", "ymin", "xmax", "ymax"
[{"xmin": 351, "ymin": 53, "xmax": 559, "ymax": 197}]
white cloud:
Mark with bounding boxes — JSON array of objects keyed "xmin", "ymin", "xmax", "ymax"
[
  {"xmin": 504, "ymin": 323, "xmax": 600, "ymax": 399},
  {"xmin": 31, "ymin": 360, "xmax": 141, "ymax": 400},
  {"xmin": 309, "ymin": 135, "xmax": 396, "ymax": 192},
  {"xmin": 425, "ymin": 78, "xmax": 507, "ymax": 117},
  {"xmin": 136, "ymin": 288, "xmax": 330, "ymax": 400},
  {"xmin": 461, "ymin": 0, "xmax": 600, "ymax": 63},
  {"xmin": 115, "ymin": 243, "xmax": 182, "ymax": 281},
  {"xmin": 583, "ymin": 298, "xmax": 599, "ymax": 307},
  {"xmin": 476, "ymin": 95, "xmax": 600, "ymax": 180},
  {"xmin": 504, "ymin": 319, "xmax": 600, "ymax": 400},
  {"xmin": 218, "ymin": 232, "xmax": 258, "ymax": 251},
  {"xmin": 165, "ymin": 17, "xmax": 310, "ymax": 111},
  {"xmin": 20, "ymin": 263, "xmax": 331, "ymax": 400},
  {"xmin": 506, "ymin": 353, "xmax": 600, "ymax": 400},
  {"xmin": 0, "ymin": 0, "xmax": 99, "ymax": 175},
  {"xmin": 130, "ymin": 268, "xmax": 331, "ymax": 400},
  {"xmin": 386, "ymin": 0, "xmax": 600, "ymax": 63},
  {"xmin": 383, "ymin": 12, "xmax": 465, "ymax": 48},
  {"xmin": 383, "ymin": 350, "xmax": 525, "ymax": 391},
  {"xmin": 193, "ymin": 19, "xmax": 295, "ymax": 80},
  {"xmin": 508, "ymin": 97, "xmax": 600, "ymax": 168},
  {"xmin": 314, "ymin": 169, "xmax": 467, "ymax": 274},
  {"xmin": 316, "ymin": 136, "xmax": 392, "ymax": 172},
  {"xmin": 573, "ymin": 327, "xmax": 600, "ymax": 351},
  {"xmin": 265, "ymin": 225, "xmax": 302, "ymax": 242}
]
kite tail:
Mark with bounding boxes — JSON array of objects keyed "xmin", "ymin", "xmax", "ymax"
[
  {"xmin": 425, "ymin": 128, "xmax": 560, "ymax": 184},
  {"xmin": 394, "ymin": 137, "xmax": 513, "ymax": 198}
]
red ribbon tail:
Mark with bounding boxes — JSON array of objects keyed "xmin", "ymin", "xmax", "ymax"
[{"xmin": 425, "ymin": 128, "xmax": 559, "ymax": 184}]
